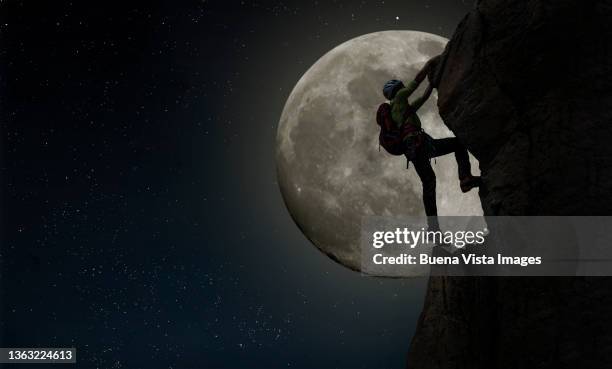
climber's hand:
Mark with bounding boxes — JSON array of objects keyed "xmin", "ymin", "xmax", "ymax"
[
  {"xmin": 426, "ymin": 55, "xmax": 442, "ymax": 83},
  {"xmin": 429, "ymin": 55, "xmax": 442, "ymax": 67},
  {"xmin": 415, "ymin": 55, "xmax": 443, "ymax": 84},
  {"xmin": 427, "ymin": 69, "xmax": 435, "ymax": 85}
]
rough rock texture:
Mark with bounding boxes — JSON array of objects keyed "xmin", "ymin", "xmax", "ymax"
[{"xmin": 407, "ymin": 1, "xmax": 612, "ymax": 368}]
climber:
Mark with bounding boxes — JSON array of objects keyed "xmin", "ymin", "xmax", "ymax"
[{"xmin": 376, "ymin": 55, "xmax": 481, "ymax": 229}]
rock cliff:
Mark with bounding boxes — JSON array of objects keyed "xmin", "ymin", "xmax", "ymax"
[{"xmin": 407, "ymin": 1, "xmax": 612, "ymax": 368}]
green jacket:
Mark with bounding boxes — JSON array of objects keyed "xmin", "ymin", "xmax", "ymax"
[{"xmin": 390, "ymin": 80, "xmax": 429, "ymax": 129}]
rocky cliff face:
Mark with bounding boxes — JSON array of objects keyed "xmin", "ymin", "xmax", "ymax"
[{"xmin": 407, "ymin": 1, "xmax": 612, "ymax": 368}]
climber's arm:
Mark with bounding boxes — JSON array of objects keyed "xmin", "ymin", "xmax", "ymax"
[
  {"xmin": 397, "ymin": 55, "xmax": 440, "ymax": 104},
  {"xmin": 398, "ymin": 63, "xmax": 430, "ymax": 97},
  {"xmin": 394, "ymin": 81, "xmax": 418, "ymax": 104},
  {"xmin": 414, "ymin": 63, "xmax": 429, "ymax": 85},
  {"xmin": 415, "ymin": 55, "xmax": 441, "ymax": 83},
  {"xmin": 406, "ymin": 56, "xmax": 442, "ymax": 111},
  {"xmin": 410, "ymin": 83, "xmax": 434, "ymax": 112}
]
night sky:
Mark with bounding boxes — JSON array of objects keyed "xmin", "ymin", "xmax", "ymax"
[{"xmin": 1, "ymin": 1, "xmax": 472, "ymax": 368}]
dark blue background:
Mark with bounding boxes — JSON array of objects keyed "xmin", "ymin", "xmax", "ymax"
[{"xmin": 0, "ymin": 1, "xmax": 470, "ymax": 368}]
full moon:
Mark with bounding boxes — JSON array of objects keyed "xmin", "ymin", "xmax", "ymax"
[{"xmin": 276, "ymin": 31, "xmax": 482, "ymax": 272}]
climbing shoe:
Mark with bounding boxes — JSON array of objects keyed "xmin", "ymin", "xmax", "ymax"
[{"xmin": 460, "ymin": 176, "xmax": 482, "ymax": 193}]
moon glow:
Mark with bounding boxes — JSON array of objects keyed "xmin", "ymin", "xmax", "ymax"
[{"xmin": 276, "ymin": 31, "xmax": 482, "ymax": 272}]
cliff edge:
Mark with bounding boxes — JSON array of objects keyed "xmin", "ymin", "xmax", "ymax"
[{"xmin": 407, "ymin": 1, "xmax": 612, "ymax": 368}]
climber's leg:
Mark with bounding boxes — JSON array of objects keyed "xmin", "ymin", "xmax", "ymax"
[
  {"xmin": 430, "ymin": 138, "xmax": 471, "ymax": 178},
  {"xmin": 412, "ymin": 153, "xmax": 439, "ymax": 231},
  {"xmin": 430, "ymin": 137, "xmax": 481, "ymax": 193}
]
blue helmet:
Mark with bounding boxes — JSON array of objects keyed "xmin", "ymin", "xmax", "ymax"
[{"xmin": 383, "ymin": 79, "xmax": 404, "ymax": 100}]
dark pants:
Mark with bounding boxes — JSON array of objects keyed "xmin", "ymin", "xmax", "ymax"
[{"xmin": 408, "ymin": 137, "xmax": 472, "ymax": 218}]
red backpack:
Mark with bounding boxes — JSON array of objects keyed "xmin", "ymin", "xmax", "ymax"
[{"xmin": 376, "ymin": 103, "xmax": 421, "ymax": 156}]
